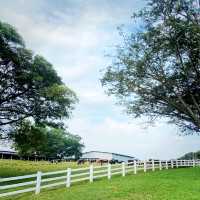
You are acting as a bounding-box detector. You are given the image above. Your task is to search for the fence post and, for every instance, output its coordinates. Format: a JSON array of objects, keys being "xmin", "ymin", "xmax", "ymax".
[
  {"xmin": 35, "ymin": 171, "xmax": 42, "ymax": 194},
  {"xmin": 144, "ymin": 161, "xmax": 147, "ymax": 172},
  {"xmin": 171, "ymin": 160, "xmax": 173, "ymax": 168},
  {"xmin": 193, "ymin": 159, "xmax": 195, "ymax": 167},
  {"xmin": 165, "ymin": 160, "xmax": 168, "ymax": 169},
  {"xmin": 122, "ymin": 162, "xmax": 125, "ymax": 176},
  {"xmin": 176, "ymin": 160, "xmax": 178, "ymax": 168},
  {"xmin": 134, "ymin": 160, "xmax": 137, "ymax": 174},
  {"xmin": 66, "ymin": 168, "xmax": 71, "ymax": 187},
  {"xmin": 159, "ymin": 160, "xmax": 162, "ymax": 170},
  {"xmin": 152, "ymin": 160, "xmax": 155, "ymax": 171},
  {"xmin": 89, "ymin": 165, "xmax": 93, "ymax": 183},
  {"xmin": 108, "ymin": 163, "xmax": 111, "ymax": 180}
]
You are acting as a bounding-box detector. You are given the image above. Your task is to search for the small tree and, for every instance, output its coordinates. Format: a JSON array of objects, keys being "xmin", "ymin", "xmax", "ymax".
[{"xmin": 102, "ymin": 0, "xmax": 200, "ymax": 133}]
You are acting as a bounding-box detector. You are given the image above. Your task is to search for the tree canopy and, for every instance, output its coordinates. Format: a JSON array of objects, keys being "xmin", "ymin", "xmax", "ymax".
[
  {"xmin": 102, "ymin": 0, "xmax": 200, "ymax": 133},
  {"xmin": 179, "ymin": 150, "xmax": 200, "ymax": 160},
  {"xmin": 11, "ymin": 120, "xmax": 84, "ymax": 159},
  {"xmin": 0, "ymin": 21, "xmax": 77, "ymax": 133}
]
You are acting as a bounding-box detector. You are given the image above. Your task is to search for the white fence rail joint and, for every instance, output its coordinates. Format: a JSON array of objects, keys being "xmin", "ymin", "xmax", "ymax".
[
  {"xmin": 166, "ymin": 160, "xmax": 168, "ymax": 169},
  {"xmin": 0, "ymin": 159, "xmax": 199, "ymax": 198},
  {"xmin": 66, "ymin": 168, "xmax": 71, "ymax": 188},
  {"xmin": 144, "ymin": 161, "xmax": 147, "ymax": 173},
  {"xmin": 35, "ymin": 171, "xmax": 42, "ymax": 194},
  {"xmin": 134, "ymin": 160, "xmax": 137, "ymax": 174},
  {"xmin": 171, "ymin": 160, "xmax": 173, "ymax": 169},
  {"xmin": 89, "ymin": 165, "xmax": 93, "ymax": 183},
  {"xmin": 152, "ymin": 160, "xmax": 155, "ymax": 172},
  {"xmin": 159, "ymin": 161, "xmax": 162, "ymax": 170},
  {"xmin": 107, "ymin": 163, "xmax": 111, "ymax": 180},
  {"xmin": 122, "ymin": 162, "xmax": 125, "ymax": 177}
]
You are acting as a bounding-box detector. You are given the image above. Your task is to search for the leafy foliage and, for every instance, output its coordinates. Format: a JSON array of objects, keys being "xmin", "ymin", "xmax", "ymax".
[
  {"xmin": 102, "ymin": 0, "xmax": 200, "ymax": 133},
  {"xmin": 11, "ymin": 120, "xmax": 84, "ymax": 159},
  {"xmin": 0, "ymin": 21, "xmax": 77, "ymax": 132},
  {"xmin": 179, "ymin": 150, "xmax": 200, "ymax": 160}
]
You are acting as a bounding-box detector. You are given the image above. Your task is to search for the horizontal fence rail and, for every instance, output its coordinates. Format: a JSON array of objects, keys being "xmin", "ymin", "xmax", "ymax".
[{"xmin": 0, "ymin": 159, "xmax": 199, "ymax": 198}]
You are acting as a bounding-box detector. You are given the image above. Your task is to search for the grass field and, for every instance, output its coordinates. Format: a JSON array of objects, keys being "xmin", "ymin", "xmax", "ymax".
[
  {"xmin": 0, "ymin": 159, "xmax": 89, "ymax": 177},
  {"xmin": 1, "ymin": 160, "xmax": 200, "ymax": 200}
]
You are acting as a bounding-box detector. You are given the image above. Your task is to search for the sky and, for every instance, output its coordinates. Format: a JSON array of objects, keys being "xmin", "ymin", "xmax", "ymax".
[{"xmin": 0, "ymin": 0, "xmax": 200, "ymax": 160}]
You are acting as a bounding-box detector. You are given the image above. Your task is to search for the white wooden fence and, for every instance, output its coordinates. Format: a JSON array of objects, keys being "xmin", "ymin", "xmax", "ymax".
[{"xmin": 0, "ymin": 159, "xmax": 199, "ymax": 198}]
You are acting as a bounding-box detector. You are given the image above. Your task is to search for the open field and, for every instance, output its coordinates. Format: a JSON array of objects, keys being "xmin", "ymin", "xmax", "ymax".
[
  {"xmin": 0, "ymin": 159, "xmax": 89, "ymax": 178},
  {"xmin": 1, "ymin": 160, "xmax": 200, "ymax": 200}
]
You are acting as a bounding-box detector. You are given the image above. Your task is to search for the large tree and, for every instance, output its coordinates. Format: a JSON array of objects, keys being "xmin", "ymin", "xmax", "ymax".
[
  {"xmin": 102, "ymin": 0, "xmax": 200, "ymax": 133},
  {"xmin": 0, "ymin": 21, "xmax": 77, "ymax": 134},
  {"xmin": 12, "ymin": 120, "xmax": 84, "ymax": 159}
]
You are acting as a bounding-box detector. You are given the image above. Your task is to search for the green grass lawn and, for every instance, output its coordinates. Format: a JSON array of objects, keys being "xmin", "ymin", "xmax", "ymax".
[
  {"xmin": 1, "ymin": 160, "xmax": 200, "ymax": 200},
  {"xmin": 0, "ymin": 159, "xmax": 89, "ymax": 177}
]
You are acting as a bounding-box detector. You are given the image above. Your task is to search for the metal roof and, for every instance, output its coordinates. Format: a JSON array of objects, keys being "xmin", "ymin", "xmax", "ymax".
[
  {"xmin": 0, "ymin": 150, "xmax": 17, "ymax": 155},
  {"xmin": 0, "ymin": 147, "xmax": 17, "ymax": 155},
  {"xmin": 82, "ymin": 151, "xmax": 135, "ymax": 159}
]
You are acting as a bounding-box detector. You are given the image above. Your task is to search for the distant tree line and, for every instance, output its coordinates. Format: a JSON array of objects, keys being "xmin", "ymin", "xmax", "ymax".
[
  {"xmin": 0, "ymin": 20, "xmax": 84, "ymax": 159},
  {"xmin": 179, "ymin": 151, "xmax": 200, "ymax": 160}
]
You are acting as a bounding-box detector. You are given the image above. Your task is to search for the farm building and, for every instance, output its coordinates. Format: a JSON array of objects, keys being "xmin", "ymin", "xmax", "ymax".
[
  {"xmin": 81, "ymin": 151, "xmax": 136, "ymax": 163},
  {"xmin": 0, "ymin": 148, "xmax": 18, "ymax": 159}
]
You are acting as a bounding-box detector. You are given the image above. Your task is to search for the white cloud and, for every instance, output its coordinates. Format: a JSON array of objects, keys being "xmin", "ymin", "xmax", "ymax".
[
  {"xmin": 75, "ymin": 87, "xmax": 112, "ymax": 104},
  {"xmin": 69, "ymin": 116, "xmax": 200, "ymax": 160}
]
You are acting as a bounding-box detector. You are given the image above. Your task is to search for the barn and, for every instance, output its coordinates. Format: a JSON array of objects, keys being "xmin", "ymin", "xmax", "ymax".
[
  {"xmin": 81, "ymin": 151, "xmax": 136, "ymax": 163},
  {"xmin": 0, "ymin": 148, "xmax": 17, "ymax": 159}
]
